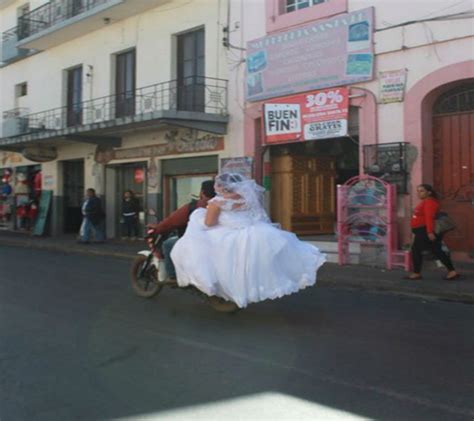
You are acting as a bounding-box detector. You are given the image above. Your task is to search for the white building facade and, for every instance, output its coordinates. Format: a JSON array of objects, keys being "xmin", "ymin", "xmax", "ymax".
[{"xmin": 0, "ymin": 0, "xmax": 256, "ymax": 237}]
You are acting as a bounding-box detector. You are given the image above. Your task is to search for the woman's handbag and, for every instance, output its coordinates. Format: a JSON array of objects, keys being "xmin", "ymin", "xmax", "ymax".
[{"xmin": 434, "ymin": 212, "xmax": 457, "ymax": 235}]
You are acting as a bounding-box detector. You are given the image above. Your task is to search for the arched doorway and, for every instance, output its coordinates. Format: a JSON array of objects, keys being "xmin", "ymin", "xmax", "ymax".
[{"xmin": 432, "ymin": 83, "xmax": 474, "ymax": 254}]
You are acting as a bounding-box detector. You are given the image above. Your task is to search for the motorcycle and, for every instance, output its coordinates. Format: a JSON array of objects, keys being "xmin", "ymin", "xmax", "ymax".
[{"xmin": 130, "ymin": 228, "xmax": 240, "ymax": 313}]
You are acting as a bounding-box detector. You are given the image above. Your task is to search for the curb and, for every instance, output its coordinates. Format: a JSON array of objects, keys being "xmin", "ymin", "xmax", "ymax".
[
  {"xmin": 1, "ymin": 238, "xmax": 473, "ymax": 304},
  {"xmin": 317, "ymin": 278, "xmax": 474, "ymax": 304}
]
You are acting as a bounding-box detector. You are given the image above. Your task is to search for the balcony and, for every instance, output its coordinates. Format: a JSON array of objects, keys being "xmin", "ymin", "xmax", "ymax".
[
  {"xmin": 1, "ymin": 27, "xmax": 34, "ymax": 64},
  {"xmin": 0, "ymin": 77, "xmax": 229, "ymax": 150},
  {"xmin": 13, "ymin": 0, "xmax": 172, "ymax": 50},
  {"xmin": 2, "ymin": 108, "xmax": 30, "ymax": 137}
]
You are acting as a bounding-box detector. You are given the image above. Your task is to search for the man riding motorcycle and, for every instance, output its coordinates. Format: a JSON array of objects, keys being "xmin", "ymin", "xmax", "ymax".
[{"xmin": 146, "ymin": 180, "xmax": 216, "ymax": 281}]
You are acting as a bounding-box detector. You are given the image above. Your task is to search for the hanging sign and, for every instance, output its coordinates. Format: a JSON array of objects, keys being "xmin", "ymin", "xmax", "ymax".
[
  {"xmin": 264, "ymin": 87, "xmax": 349, "ymax": 144},
  {"xmin": 379, "ymin": 69, "xmax": 407, "ymax": 103},
  {"xmin": 22, "ymin": 146, "xmax": 57, "ymax": 162}
]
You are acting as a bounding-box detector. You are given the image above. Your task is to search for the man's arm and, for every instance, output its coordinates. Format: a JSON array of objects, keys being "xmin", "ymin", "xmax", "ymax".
[{"xmin": 147, "ymin": 204, "xmax": 190, "ymax": 234}]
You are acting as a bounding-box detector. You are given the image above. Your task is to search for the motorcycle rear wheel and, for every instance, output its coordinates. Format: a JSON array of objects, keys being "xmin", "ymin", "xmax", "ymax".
[
  {"xmin": 130, "ymin": 255, "xmax": 163, "ymax": 298},
  {"xmin": 207, "ymin": 296, "xmax": 240, "ymax": 313}
]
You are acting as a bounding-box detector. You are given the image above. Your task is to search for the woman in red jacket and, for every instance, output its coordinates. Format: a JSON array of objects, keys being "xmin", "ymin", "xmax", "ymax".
[{"xmin": 406, "ymin": 184, "xmax": 459, "ymax": 280}]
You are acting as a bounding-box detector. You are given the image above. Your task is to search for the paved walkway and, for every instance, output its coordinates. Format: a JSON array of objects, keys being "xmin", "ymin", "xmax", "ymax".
[{"xmin": 1, "ymin": 230, "xmax": 473, "ymax": 303}]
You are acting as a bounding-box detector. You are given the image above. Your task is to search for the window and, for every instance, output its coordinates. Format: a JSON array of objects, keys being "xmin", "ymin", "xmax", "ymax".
[
  {"xmin": 177, "ymin": 28, "xmax": 205, "ymax": 112},
  {"xmin": 66, "ymin": 66, "xmax": 83, "ymax": 126},
  {"xmin": 115, "ymin": 49, "xmax": 136, "ymax": 118},
  {"xmin": 286, "ymin": 0, "xmax": 326, "ymax": 13},
  {"xmin": 15, "ymin": 82, "xmax": 28, "ymax": 97}
]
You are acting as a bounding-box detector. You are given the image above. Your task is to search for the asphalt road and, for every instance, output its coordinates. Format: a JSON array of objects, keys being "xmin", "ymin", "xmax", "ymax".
[{"xmin": 0, "ymin": 246, "xmax": 473, "ymax": 421}]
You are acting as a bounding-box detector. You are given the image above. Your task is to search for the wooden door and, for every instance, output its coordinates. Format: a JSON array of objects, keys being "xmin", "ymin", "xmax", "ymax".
[
  {"xmin": 271, "ymin": 155, "xmax": 336, "ymax": 235},
  {"xmin": 433, "ymin": 112, "xmax": 474, "ymax": 252}
]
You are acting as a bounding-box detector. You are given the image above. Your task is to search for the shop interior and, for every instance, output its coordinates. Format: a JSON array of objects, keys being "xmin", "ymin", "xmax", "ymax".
[{"xmin": 0, "ymin": 165, "xmax": 42, "ymax": 232}]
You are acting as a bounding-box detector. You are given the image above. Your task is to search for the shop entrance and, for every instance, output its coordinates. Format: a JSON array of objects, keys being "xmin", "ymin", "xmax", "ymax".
[
  {"xmin": 63, "ymin": 159, "xmax": 84, "ymax": 233},
  {"xmin": 115, "ymin": 162, "xmax": 147, "ymax": 237},
  {"xmin": 270, "ymin": 137, "xmax": 359, "ymax": 236},
  {"xmin": 432, "ymin": 83, "xmax": 474, "ymax": 253}
]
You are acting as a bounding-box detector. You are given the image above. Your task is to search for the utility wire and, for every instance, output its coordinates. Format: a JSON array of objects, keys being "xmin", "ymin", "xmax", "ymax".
[{"xmin": 376, "ymin": 11, "xmax": 474, "ymax": 32}]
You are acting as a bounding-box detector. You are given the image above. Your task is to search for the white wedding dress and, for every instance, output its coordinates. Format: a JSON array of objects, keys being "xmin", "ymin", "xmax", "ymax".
[{"xmin": 170, "ymin": 197, "xmax": 326, "ymax": 308}]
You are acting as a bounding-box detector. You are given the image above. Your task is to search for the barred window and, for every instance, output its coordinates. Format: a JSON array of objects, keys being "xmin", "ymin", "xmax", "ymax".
[{"xmin": 286, "ymin": 0, "xmax": 327, "ymax": 13}]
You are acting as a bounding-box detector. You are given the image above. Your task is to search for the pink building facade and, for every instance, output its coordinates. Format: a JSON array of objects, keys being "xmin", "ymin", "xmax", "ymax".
[{"xmin": 243, "ymin": 0, "xmax": 474, "ymax": 261}]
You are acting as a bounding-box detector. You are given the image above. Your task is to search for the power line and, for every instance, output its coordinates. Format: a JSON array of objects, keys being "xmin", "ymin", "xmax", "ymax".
[{"xmin": 376, "ymin": 11, "xmax": 474, "ymax": 32}]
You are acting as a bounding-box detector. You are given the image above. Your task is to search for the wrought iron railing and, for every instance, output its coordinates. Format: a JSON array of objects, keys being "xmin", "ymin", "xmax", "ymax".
[
  {"xmin": 1, "ymin": 77, "xmax": 228, "ymax": 139},
  {"xmin": 17, "ymin": 0, "xmax": 113, "ymax": 40}
]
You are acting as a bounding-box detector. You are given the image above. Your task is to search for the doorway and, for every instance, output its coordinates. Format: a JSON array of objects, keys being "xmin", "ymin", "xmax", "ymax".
[
  {"xmin": 270, "ymin": 137, "xmax": 359, "ymax": 236},
  {"xmin": 114, "ymin": 162, "xmax": 147, "ymax": 237},
  {"xmin": 177, "ymin": 28, "xmax": 205, "ymax": 112},
  {"xmin": 67, "ymin": 66, "xmax": 83, "ymax": 127},
  {"xmin": 63, "ymin": 159, "xmax": 84, "ymax": 233},
  {"xmin": 115, "ymin": 49, "xmax": 136, "ymax": 118},
  {"xmin": 432, "ymin": 83, "xmax": 474, "ymax": 253}
]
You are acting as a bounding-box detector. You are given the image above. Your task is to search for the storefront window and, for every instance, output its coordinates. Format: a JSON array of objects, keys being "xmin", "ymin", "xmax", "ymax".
[
  {"xmin": 5, "ymin": 165, "xmax": 42, "ymax": 232},
  {"xmin": 167, "ymin": 174, "xmax": 215, "ymax": 214}
]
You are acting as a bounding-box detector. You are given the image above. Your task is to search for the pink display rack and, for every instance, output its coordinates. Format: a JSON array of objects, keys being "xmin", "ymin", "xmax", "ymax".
[{"xmin": 337, "ymin": 175, "xmax": 408, "ymax": 270}]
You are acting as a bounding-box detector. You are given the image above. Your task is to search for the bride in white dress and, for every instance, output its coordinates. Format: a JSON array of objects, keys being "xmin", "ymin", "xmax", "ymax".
[{"xmin": 170, "ymin": 173, "xmax": 326, "ymax": 308}]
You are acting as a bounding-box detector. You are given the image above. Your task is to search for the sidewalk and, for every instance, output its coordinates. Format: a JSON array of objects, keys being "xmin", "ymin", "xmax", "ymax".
[{"xmin": 1, "ymin": 230, "xmax": 473, "ymax": 303}]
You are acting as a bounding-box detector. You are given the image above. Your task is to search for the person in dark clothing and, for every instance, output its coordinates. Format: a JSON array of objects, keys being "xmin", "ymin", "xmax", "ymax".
[
  {"xmin": 121, "ymin": 190, "xmax": 140, "ymax": 240},
  {"xmin": 79, "ymin": 188, "xmax": 105, "ymax": 243},
  {"xmin": 406, "ymin": 184, "xmax": 459, "ymax": 280},
  {"xmin": 146, "ymin": 180, "xmax": 216, "ymax": 279}
]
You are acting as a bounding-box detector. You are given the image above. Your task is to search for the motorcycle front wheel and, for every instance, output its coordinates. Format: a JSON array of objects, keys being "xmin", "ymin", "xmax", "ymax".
[{"xmin": 130, "ymin": 255, "xmax": 163, "ymax": 298}]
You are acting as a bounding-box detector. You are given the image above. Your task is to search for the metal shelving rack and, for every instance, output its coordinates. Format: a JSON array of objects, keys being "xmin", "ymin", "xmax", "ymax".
[{"xmin": 337, "ymin": 175, "xmax": 402, "ymax": 269}]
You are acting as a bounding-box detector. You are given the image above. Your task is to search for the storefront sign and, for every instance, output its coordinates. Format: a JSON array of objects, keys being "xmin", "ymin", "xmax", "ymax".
[
  {"xmin": 246, "ymin": 7, "xmax": 374, "ymax": 101},
  {"xmin": 221, "ymin": 157, "xmax": 254, "ymax": 179},
  {"xmin": 379, "ymin": 69, "xmax": 407, "ymax": 103},
  {"xmin": 113, "ymin": 130, "xmax": 224, "ymax": 160},
  {"xmin": 264, "ymin": 87, "xmax": 349, "ymax": 144},
  {"xmin": 22, "ymin": 146, "xmax": 57, "ymax": 162}
]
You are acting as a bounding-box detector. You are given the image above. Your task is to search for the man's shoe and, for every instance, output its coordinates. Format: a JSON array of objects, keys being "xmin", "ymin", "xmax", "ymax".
[{"xmin": 165, "ymin": 277, "xmax": 178, "ymax": 286}]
